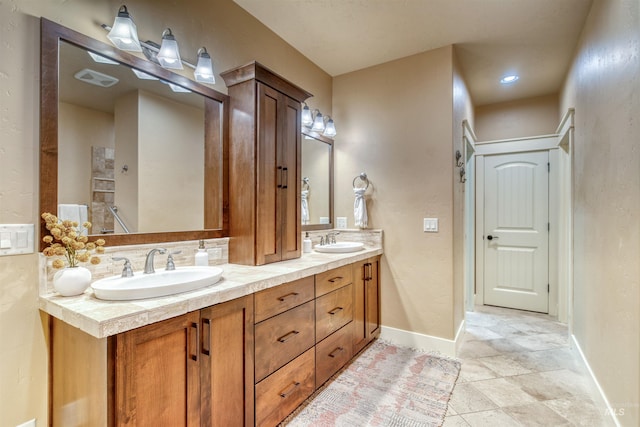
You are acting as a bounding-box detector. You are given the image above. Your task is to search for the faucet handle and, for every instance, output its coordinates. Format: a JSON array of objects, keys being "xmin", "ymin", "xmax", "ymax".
[
  {"xmin": 113, "ymin": 257, "xmax": 134, "ymax": 278},
  {"xmin": 166, "ymin": 250, "xmax": 182, "ymax": 271}
]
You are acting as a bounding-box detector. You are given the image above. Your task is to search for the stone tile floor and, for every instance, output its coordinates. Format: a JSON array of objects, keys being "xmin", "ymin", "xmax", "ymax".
[{"xmin": 444, "ymin": 305, "xmax": 615, "ymax": 426}]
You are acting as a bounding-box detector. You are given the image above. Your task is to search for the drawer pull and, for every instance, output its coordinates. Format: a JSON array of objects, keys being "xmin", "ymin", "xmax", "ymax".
[
  {"xmin": 329, "ymin": 347, "xmax": 344, "ymax": 358},
  {"xmin": 279, "ymin": 381, "xmax": 300, "ymax": 398},
  {"xmin": 328, "ymin": 306, "xmax": 343, "ymax": 315},
  {"xmin": 277, "ymin": 292, "xmax": 299, "ymax": 302},
  {"xmin": 277, "ymin": 330, "xmax": 300, "ymax": 343},
  {"xmin": 328, "ymin": 276, "xmax": 343, "ymax": 283}
]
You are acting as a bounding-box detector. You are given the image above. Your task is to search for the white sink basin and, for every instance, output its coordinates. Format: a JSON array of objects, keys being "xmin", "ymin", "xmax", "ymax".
[
  {"xmin": 314, "ymin": 241, "xmax": 365, "ymax": 253},
  {"xmin": 92, "ymin": 266, "xmax": 223, "ymax": 301}
]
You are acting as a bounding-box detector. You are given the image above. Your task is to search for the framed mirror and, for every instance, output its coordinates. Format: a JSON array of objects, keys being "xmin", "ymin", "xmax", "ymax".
[
  {"xmin": 40, "ymin": 19, "xmax": 228, "ymax": 250},
  {"xmin": 301, "ymin": 130, "xmax": 333, "ymax": 231}
]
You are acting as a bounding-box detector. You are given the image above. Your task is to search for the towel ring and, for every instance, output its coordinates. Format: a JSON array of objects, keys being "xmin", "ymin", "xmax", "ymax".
[
  {"xmin": 302, "ymin": 177, "xmax": 310, "ymax": 191},
  {"xmin": 352, "ymin": 172, "xmax": 369, "ymax": 190}
]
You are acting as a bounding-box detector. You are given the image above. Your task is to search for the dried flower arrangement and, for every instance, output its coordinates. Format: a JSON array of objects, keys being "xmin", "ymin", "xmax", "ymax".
[{"xmin": 41, "ymin": 212, "xmax": 106, "ymax": 269}]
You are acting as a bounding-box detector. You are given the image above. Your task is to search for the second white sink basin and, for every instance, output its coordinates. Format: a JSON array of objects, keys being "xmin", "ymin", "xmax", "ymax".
[
  {"xmin": 314, "ymin": 241, "xmax": 365, "ymax": 253},
  {"xmin": 92, "ymin": 266, "xmax": 223, "ymax": 301}
]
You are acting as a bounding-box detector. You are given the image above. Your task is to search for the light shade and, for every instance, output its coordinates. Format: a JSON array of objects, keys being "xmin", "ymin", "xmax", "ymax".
[
  {"xmin": 311, "ymin": 112, "xmax": 325, "ymax": 132},
  {"xmin": 156, "ymin": 28, "xmax": 183, "ymax": 70},
  {"xmin": 194, "ymin": 48, "xmax": 215, "ymax": 84},
  {"xmin": 107, "ymin": 6, "xmax": 142, "ymax": 52},
  {"xmin": 323, "ymin": 118, "xmax": 337, "ymax": 137},
  {"xmin": 301, "ymin": 104, "xmax": 313, "ymax": 127},
  {"xmin": 132, "ymin": 68, "xmax": 158, "ymax": 80}
]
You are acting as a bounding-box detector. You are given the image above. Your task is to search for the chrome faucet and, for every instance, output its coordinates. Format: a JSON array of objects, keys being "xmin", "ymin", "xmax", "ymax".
[
  {"xmin": 325, "ymin": 231, "xmax": 340, "ymax": 245},
  {"xmin": 144, "ymin": 248, "xmax": 167, "ymax": 274}
]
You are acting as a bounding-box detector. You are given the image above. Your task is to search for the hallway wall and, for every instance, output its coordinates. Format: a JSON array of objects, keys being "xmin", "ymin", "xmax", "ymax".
[
  {"xmin": 475, "ymin": 94, "xmax": 559, "ymax": 141},
  {"xmin": 560, "ymin": 0, "xmax": 640, "ymax": 425}
]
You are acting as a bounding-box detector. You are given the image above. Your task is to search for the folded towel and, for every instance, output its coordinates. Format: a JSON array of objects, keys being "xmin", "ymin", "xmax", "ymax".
[
  {"xmin": 354, "ymin": 188, "xmax": 368, "ymax": 228},
  {"xmin": 57, "ymin": 204, "xmax": 89, "ymax": 235},
  {"xmin": 301, "ymin": 190, "xmax": 310, "ymax": 225}
]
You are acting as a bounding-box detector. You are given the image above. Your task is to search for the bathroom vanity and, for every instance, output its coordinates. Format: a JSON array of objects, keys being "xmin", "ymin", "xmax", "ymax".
[{"xmin": 43, "ymin": 248, "xmax": 381, "ymax": 427}]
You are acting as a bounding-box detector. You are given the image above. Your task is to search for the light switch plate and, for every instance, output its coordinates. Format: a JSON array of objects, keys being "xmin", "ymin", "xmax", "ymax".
[
  {"xmin": 0, "ymin": 224, "xmax": 35, "ymax": 256},
  {"xmin": 336, "ymin": 217, "xmax": 348, "ymax": 229},
  {"xmin": 423, "ymin": 218, "xmax": 438, "ymax": 232}
]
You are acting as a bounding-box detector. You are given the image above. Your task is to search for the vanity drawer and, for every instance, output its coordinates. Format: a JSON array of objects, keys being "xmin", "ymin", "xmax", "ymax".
[
  {"xmin": 255, "ymin": 301, "xmax": 315, "ymax": 382},
  {"xmin": 316, "ymin": 264, "xmax": 353, "ymax": 297},
  {"xmin": 255, "ymin": 347, "xmax": 315, "ymax": 427},
  {"xmin": 316, "ymin": 323, "xmax": 354, "ymax": 387},
  {"xmin": 315, "ymin": 284, "xmax": 353, "ymax": 342},
  {"xmin": 255, "ymin": 276, "xmax": 315, "ymax": 323}
]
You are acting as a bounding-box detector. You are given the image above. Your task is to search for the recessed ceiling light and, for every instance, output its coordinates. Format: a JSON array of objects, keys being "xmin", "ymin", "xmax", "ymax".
[{"xmin": 500, "ymin": 75, "xmax": 519, "ymax": 84}]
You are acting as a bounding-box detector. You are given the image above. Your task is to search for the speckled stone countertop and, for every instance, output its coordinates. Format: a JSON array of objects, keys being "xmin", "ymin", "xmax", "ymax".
[{"xmin": 39, "ymin": 246, "xmax": 382, "ymax": 339}]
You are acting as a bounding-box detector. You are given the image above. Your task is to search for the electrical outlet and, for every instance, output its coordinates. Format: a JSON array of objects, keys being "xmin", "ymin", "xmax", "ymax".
[
  {"xmin": 336, "ymin": 217, "xmax": 348, "ymax": 229},
  {"xmin": 16, "ymin": 419, "xmax": 36, "ymax": 427},
  {"xmin": 423, "ymin": 218, "xmax": 438, "ymax": 232}
]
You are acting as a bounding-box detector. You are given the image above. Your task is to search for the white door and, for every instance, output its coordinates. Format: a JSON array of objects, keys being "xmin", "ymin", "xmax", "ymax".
[{"xmin": 484, "ymin": 151, "xmax": 549, "ymax": 313}]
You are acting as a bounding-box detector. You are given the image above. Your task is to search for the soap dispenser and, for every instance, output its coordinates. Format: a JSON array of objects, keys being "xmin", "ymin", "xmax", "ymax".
[
  {"xmin": 303, "ymin": 232, "xmax": 312, "ymax": 253},
  {"xmin": 195, "ymin": 240, "xmax": 209, "ymax": 266}
]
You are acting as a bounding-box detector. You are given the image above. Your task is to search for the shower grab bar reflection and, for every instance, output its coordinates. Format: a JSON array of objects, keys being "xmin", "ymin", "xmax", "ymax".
[{"xmin": 108, "ymin": 205, "xmax": 131, "ymax": 234}]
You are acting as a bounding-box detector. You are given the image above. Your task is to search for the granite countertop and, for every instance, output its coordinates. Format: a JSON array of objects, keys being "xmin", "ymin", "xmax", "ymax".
[{"xmin": 39, "ymin": 247, "xmax": 383, "ymax": 339}]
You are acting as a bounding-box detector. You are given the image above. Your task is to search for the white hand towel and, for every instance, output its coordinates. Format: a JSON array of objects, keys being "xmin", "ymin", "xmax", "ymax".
[
  {"xmin": 354, "ymin": 188, "xmax": 368, "ymax": 228},
  {"xmin": 301, "ymin": 190, "xmax": 310, "ymax": 225},
  {"xmin": 57, "ymin": 204, "xmax": 89, "ymax": 235}
]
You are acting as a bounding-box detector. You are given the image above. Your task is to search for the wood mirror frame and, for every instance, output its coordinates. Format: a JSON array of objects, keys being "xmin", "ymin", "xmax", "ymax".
[
  {"xmin": 39, "ymin": 18, "xmax": 229, "ymax": 250},
  {"xmin": 301, "ymin": 129, "xmax": 334, "ymax": 231}
]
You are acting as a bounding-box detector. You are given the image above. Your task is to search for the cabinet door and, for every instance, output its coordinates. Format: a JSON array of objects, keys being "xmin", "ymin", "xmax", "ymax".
[
  {"xmin": 353, "ymin": 257, "xmax": 381, "ymax": 354},
  {"xmin": 200, "ymin": 295, "xmax": 255, "ymax": 427},
  {"xmin": 256, "ymin": 83, "xmax": 281, "ymax": 265},
  {"xmin": 366, "ymin": 257, "xmax": 381, "ymax": 339},
  {"xmin": 279, "ymin": 94, "xmax": 301, "ymax": 261},
  {"xmin": 115, "ymin": 312, "xmax": 201, "ymax": 427}
]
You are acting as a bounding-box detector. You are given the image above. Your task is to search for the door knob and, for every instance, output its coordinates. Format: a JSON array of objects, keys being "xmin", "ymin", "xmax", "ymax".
[{"xmin": 487, "ymin": 235, "xmax": 499, "ymax": 241}]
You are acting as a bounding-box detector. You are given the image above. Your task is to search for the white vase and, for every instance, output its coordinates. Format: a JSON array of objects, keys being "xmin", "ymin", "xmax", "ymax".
[{"xmin": 53, "ymin": 266, "xmax": 92, "ymax": 296}]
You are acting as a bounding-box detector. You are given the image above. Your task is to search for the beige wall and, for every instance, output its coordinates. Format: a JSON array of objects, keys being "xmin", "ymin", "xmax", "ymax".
[
  {"xmin": 138, "ymin": 90, "xmax": 204, "ymax": 232},
  {"xmin": 58, "ymin": 102, "xmax": 115, "ymax": 206},
  {"xmin": 475, "ymin": 93, "xmax": 559, "ymax": 141},
  {"xmin": 114, "ymin": 91, "xmax": 140, "ymax": 233},
  {"xmin": 0, "ymin": 1, "xmax": 331, "ymax": 425},
  {"xmin": 560, "ymin": 0, "xmax": 639, "ymax": 425},
  {"xmin": 452, "ymin": 49, "xmax": 475, "ymax": 334},
  {"xmin": 333, "ymin": 46, "xmax": 461, "ymax": 340}
]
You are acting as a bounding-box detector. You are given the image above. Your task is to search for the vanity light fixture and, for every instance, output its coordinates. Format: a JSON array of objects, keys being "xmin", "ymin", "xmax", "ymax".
[
  {"xmin": 301, "ymin": 103, "xmax": 313, "ymax": 127},
  {"xmin": 311, "ymin": 111, "xmax": 325, "ymax": 132},
  {"xmin": 156, "ymin": 28, "xmax": 183, "ymax": 70},
  {"xmin": 131, "ymin": 68, "xmax": 159, "ymax": 80},
  {"xmin": 302, "ymin": 105, "xmax": 337, "ymax": 137},
  {"xmin": 168, "ymin": 83, "xmax": 191, "ymax": 93},
  {"xmin": 88, "ymin": 51, "xmax": 119, "ymax": 65},
  {"xmin": 323, "ymin": 117, "xmax": 337, "ymax": 137},
  {"xmin": 194, "ymin": 47, "xmax": 215, "ymax": 84},
  {"xmin": 106, "ymin": 5, "xmax": 142, "ymax": 52}
]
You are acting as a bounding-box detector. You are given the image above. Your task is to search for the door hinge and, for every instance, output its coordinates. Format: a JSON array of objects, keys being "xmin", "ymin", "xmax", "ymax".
[{"xmin": 547, "ymin": 162, "xmax": 550, "ymax": 172}]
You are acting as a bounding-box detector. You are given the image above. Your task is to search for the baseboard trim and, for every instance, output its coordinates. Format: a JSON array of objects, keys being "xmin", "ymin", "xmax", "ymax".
[
  {"xmin": 380, "ymin": 321, "xmax": 465, "ymax": 358},
  {"xmin": 571, "ymin": 335, "xmax": 621, "ymax": 427}
]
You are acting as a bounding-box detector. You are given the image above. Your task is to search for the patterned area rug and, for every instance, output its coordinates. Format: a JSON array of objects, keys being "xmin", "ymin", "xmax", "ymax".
[{"xmin": 281, "ymin": 340, "xmax": 461, "ymax": 426}]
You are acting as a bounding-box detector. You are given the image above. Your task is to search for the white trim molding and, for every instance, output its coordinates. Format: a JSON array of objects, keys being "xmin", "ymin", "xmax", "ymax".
[
  {"xmin": 380, "ymin": 320, "xmax": 466, "ymax": 358},
  {"xmin": 571, "ymin": 335, "xmax": 621, "ymax": 427}
]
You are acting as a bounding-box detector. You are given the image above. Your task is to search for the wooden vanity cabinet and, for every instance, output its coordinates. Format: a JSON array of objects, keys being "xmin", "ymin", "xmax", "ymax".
[
  {"xmin": 221, "ymin": 62, "xmax": 312, "ymax": 266},
  {"xmin": 51, "ymin": 295, "xmax": 254, "ymax": 427},
  {"xmin": 353, "ymin": 256, "xmax": 381, "ymax": 355},
  {"xmin": 113, "ymin": 295, "xmax": 254, "ymax": 427}
]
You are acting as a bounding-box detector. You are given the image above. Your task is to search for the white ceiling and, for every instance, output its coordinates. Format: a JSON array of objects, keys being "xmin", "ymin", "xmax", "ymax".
[{"xmin": 234, "ymin": 0, "xmax": 593, "ymax": 106}]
